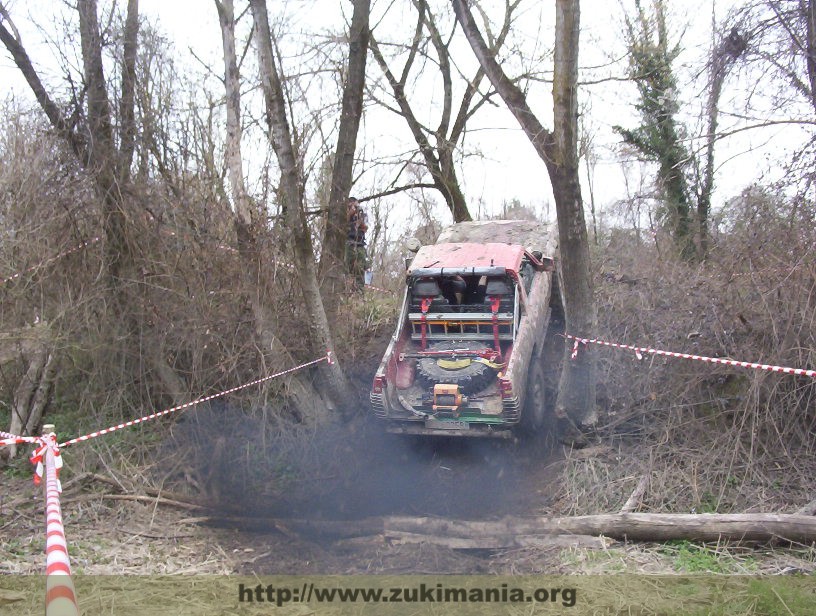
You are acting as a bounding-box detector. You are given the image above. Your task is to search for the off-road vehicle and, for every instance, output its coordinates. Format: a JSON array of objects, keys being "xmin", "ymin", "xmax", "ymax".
[{"xmin": 370, "ymin": 220, "xmax": 564, "ymax": 438}]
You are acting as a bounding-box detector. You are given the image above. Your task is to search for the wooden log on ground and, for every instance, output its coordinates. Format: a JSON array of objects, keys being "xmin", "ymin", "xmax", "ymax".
[
  {"xmin": 384, "ymin": 513, "xmax": 816, "ymax": 543},
  {"xmin": 183, "ymin": 512, "xmax": 816, "ymax": 545},
  {"xmin": 195, "ymin": 515, "xmax": 384, "ymax": 538},
  {"xmin": 385, "ymin": 531, "xmax": 613, "ymax": 550}
]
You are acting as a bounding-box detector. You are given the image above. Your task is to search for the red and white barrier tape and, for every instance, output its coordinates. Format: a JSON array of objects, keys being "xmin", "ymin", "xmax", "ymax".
[
  {"xmin": 365, "ymin": 283, "xmax": 391, "ymax": 294},
  {"xmin": 59, "ymin": 351, "xmax": 333, "ymax": 448},
  {"xmin": 3, "ymin": 350, "xmax": 333, "ymax": 615},
  {"xmin": 37, "ymin": 432, "xmax": 79, "ymax": 616},
  {"xmin": 566, "ymin": 334, "xmax": 816, "ymax": 378},
  {"xmin": 0, "ymin": 430, "xmax": 39, "ymax": 448},
  {"xmin": 0, "ymin": 237, "xmax": 99, "ymax": 286},
  {"xmin": 1, "ymin": 436, "xmax": 37, "ymax": 447}
]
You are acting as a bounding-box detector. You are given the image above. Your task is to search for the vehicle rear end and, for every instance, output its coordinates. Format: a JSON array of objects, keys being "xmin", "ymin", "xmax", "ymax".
[
  {"xmin": 370, "ymin": 237, "xmax": 552, "ymax": 438},
  {"xmin": 371, "ymin": 273, "xmax": 514, "ymax": 436}
]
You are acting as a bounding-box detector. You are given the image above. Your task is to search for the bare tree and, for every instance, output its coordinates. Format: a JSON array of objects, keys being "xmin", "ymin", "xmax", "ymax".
[
  {"xmin": 119, "ymin": 0, "xmax": 139, "ymax": 183},
  {"xmin": 0, "ymin": 0, "xmax": 190, "ymax": 404},
  {"xmin": 215, "ymin": 0, "xmax": 328, "ymax": 421},
  {"xmin": 249, "ymin": 0, "xmax": 355, "ymax": 411},
  {"xmin": 809, "ymin": 0, "xmax": 816, "ymax": 111},
  {"xmin": 737, "ymin": 0, "xmax": 816, "ymax": 114},
  {"xmin": 697, "ymin": 24, "xmax": 747, "ymax": 257},
  {"xmin": 318, "ymin": 0, "xmax": 371, "ymax": 303},
  {"xmin": 369, "ymin": 1, "xmax": 519, "ymax": 223},
  {"xmin": 725, "ymin": 0, "xmax": 816, "ymax": 196},
  {"xmin": 452, "ymin": 0, "xmax": 597, "ymax": 438}
]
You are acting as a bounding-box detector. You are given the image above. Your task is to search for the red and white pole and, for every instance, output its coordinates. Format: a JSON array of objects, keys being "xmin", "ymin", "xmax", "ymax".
[{"xmin": 41, "ymin": 424, "xmax": 79, "ymax": 616}]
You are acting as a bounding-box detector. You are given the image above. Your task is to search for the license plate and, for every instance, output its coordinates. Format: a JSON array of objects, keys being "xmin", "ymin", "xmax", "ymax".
[{"xmin": 425, "ymin": 418, "xmax": 470, "ymax": 430}]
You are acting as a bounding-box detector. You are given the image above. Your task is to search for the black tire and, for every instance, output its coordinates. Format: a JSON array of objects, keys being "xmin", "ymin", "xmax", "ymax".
[
  {"xmin": 521, "ymin": 360, "xmax": 548, "ymax": 433},
  {"xmin": 416, "ymin": 340, "xmax": 497, "ymax": 394}
]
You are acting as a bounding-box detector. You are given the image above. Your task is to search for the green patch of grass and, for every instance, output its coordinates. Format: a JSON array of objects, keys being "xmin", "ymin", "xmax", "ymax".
[
  {"xmin": 659, "ymin": 541, "xmax": 758, "ymax": 574},
  {"xmin": 672, "ymin": 576, "xmax": 816, "ymax": 616},
  {"xmin": 2, "ymin": 453, "xmax": 32, "ymax": 479},
  {"xmin": 696, "ymin": 491, "xmax": 720, "ymax": 513}
]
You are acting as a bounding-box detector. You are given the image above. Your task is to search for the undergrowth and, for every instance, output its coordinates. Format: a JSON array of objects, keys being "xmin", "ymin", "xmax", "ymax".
[{"xmin": 558, "ymin": 186, "xmax": 816, "ymax": 516}]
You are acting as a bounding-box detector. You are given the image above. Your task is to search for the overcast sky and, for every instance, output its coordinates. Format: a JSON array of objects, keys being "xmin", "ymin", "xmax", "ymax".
[{"xmin": 1, "ymin": 0, "xmax": 811, "ymax": 232}]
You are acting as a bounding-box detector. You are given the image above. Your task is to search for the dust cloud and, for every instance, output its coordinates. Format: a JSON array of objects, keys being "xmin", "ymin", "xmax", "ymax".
[{"xmin": 169, "ymin": 403, "xmax": 560, "ymax": 522}]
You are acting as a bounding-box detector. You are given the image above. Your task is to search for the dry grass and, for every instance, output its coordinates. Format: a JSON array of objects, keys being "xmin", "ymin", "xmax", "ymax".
[
  {"xmin": 0, "ymin": 474, "xmax": 234, "ymax": 575},
  {"xmin": 557, "ymin": 188, "xmax": 816, "ymax": 517}
]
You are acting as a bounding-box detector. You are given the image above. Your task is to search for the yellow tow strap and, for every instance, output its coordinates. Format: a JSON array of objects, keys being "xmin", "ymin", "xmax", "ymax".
[
  {"xmin": 437, "ymin": 358, "xmax": 472, "ymax": 370},
  {"xmin": 474, "ymin": 357, "xmax": 506, "ymax": 370},
  {"xmin": 436, "ymin": 357, "xmax": 505, "ymax": 370}
]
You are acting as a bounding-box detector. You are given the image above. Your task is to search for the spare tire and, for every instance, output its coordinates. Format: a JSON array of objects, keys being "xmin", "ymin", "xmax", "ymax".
[{"xmin": 416, "ymin": 340, "xmax": 497, "ymax": 394}]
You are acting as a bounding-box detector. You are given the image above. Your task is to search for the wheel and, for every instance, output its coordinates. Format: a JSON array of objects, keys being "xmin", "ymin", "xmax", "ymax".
[
  {"xmin": 416, "ymin": 340, "xmax": 497, "ymax": 394},
  {"xmin": 521, "ymin": 360, "xmax": 549, "ymax": 432}
]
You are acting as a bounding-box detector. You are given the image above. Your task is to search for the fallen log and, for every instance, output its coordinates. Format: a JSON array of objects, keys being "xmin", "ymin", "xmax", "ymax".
[
  {"xmin": 196, "ymin": 515, "xmax": 384, "ymax": 538},
  {"xmin": 384, "ymin": 513, "xmax": 816, "ymax": 543},
  {"xmin": 187, "ymin": 512, "xmax": 816, "ymax": 545},
  {"xmin": 385, "ymin": 531, "xmax": 613, "ymax": 550}
]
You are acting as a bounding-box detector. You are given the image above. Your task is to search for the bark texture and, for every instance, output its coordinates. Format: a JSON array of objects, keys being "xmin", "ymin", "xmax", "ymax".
[
  {"xmin": 0, "ymin": 324, "xmax": 55, "ymax": 461},
  {"xmin": 250, "ymin": 0, "xmax": 355, "ymax": 411},
  {"xmin": 318, "ymin": 0, "xmax": 371, "ymax": 303},
  {"xmin": 202, "ymin": 512, "xmax": 816, "ymax": 544},
  {"xmin": 452, "ymin": 0, "xmax": 597, "ymax": 432},
  {"xmin": 216, "ymin": 0, "xmax": 327, "ymax": 420}
]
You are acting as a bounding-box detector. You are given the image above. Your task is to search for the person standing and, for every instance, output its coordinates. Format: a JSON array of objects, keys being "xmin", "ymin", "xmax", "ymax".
[{"xmin": 345, "ymin": 197, "xmax": 368, "ymax": 290}]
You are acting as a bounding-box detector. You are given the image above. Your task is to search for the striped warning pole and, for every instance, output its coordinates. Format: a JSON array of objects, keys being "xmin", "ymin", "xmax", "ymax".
[{"xmin": 40, "ymin": 424, "xmax": 79, "ymax": 616}]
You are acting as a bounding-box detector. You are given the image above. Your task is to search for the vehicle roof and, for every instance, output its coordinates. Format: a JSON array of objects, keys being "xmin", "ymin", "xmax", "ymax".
[
  {"xmin": 436, "ymin": 220, "xmax": 557, "ymax": 258},
  {"xmin": 408, "ymin": 242, "xmax": 527, "ymax": 275}
]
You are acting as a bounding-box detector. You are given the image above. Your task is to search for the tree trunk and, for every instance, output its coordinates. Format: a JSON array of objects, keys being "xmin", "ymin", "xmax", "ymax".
[
  {"xmin": 807, "ymin": 0, "xmax": 816, "ymax": 113},
  {"xmin": 452, "ymin": 0, "xmax": 597, "ymax": 434},
  {"xmin": 250, "ymin": 0, "xmax": 355, "ymax": 412},
  {"xmin": 216, "ymin": 0, "xmax": 327, "ymax": 422},
  {"xmin": 118, "ymin": 0, "xmax": 139, "ymax": 183},
  {"xmin": 549, "ymin": 0, "xmax": 596, "ymax": 431},
  {"xmin": 0, "ymin": 325, "xmax": 56, "ymax": 461},
  {"xmin": 5, "ymin": 347, "xmax": 46, "ymax": 460},
  {"xmin": 318, "ymin": 0, "xmax": 370, "ymax": 305},
  {"xmin": 78, "ymin": 0, "xmax": 129, "ymax": 281}
]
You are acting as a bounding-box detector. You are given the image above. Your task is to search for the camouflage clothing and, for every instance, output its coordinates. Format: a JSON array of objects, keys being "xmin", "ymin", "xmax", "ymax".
[
  {"xmin": 345, "ymin": 241, "xmax": 368, "ymax": 290},
  {"xmin": 346, "ymin": 199, "xmax": 368, "ymax": 290}
]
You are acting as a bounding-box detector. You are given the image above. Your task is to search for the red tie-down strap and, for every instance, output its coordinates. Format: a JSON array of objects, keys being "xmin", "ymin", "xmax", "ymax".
[
  {"xmin": 489, "ymin": 297, "xmax": 502, "ymax": 357},
  {"xmin": 420, "ymin": 297, "xmax": 432, "ymax": 350}
]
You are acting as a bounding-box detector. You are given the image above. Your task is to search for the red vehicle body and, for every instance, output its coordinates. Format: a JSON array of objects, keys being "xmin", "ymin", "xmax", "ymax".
[{"xmin": 370, "ymin": 221, "xmax": 564, "ymax": 438}]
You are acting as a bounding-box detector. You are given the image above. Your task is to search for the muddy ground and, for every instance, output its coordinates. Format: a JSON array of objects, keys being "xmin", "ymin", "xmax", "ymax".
[
  {"xmin": 212, "ymin": 420, "xmax": 567, "ymax": 574},
  {"xmin": 1, "ymin": 418, "xmax": 572, "ymax": 576},
  {"xmin": 170, "ymin": 406, "xmax": 570, "ymax": 574},
  {"xmin": 3, "ymin": 413, "xmax": 814, "ymax": 581}
]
